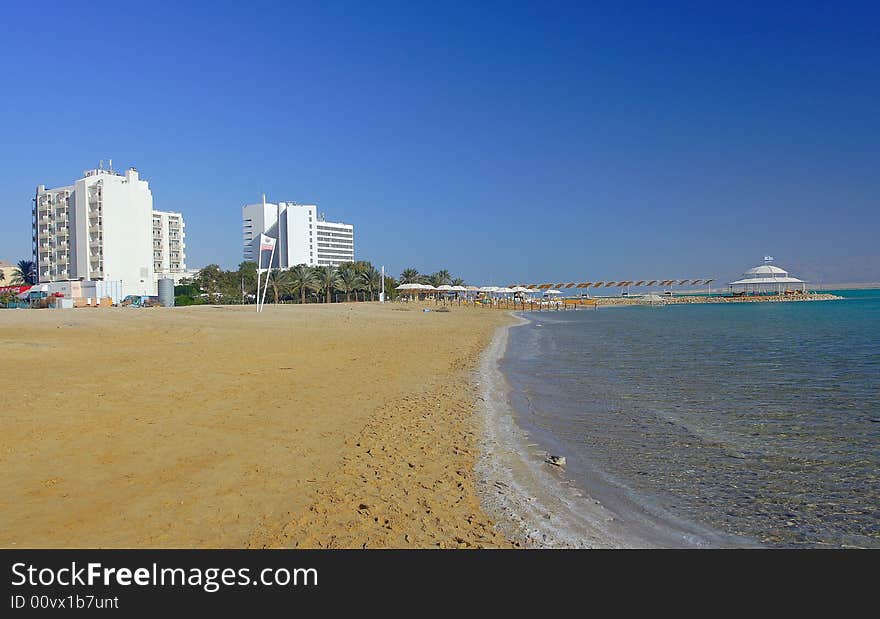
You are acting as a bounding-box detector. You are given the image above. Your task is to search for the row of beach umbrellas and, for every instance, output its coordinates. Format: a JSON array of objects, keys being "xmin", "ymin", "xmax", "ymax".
[
  {"xmin": 398, "ymin": 280, "xmax": 714, "ymax": 293},
  {"xmin": 396, "ymin": 283, "xmax": 558, "ymax": 295}
]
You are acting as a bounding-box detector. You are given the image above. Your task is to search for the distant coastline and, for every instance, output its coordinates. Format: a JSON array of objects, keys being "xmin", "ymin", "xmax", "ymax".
[{"xmin": 812, "ymin": 283, "xmax": 880, "ymax": 290}]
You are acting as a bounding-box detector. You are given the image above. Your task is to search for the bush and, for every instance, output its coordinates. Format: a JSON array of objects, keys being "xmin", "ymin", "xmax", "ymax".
[{"xmin": 175, "ymin": 283, "xmax": 200, "ymax": 297}]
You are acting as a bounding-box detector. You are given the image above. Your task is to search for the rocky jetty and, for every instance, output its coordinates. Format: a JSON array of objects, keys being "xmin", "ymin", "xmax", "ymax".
[{"xmin": 593, "ymin": 293, "xmax": 842, "ymax": 306}]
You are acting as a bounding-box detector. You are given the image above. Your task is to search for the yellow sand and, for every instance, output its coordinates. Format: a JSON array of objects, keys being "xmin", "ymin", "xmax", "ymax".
[{"xmin": 0, "ymin": 302, "xmax": 515, "ymax": 548}]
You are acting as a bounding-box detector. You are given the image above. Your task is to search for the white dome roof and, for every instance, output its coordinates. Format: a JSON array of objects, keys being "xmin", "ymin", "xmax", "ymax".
[{"xmin": 743, "ymin": 264, "xmax": 788, "ymax": 277}]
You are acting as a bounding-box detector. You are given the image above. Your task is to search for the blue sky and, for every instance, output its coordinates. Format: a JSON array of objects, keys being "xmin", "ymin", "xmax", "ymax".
[{"xmin": 1, "ymin": 1, "xmax": 877, "ymax": 284}]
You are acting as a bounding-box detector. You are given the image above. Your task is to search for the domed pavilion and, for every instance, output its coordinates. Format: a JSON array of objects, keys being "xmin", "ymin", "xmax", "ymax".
[{"xmin": 728, "ymin": 259, "xmax": 807, "ymax": 295}]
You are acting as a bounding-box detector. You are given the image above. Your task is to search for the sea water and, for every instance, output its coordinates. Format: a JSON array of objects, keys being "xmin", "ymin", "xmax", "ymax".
[{"xmin": 502, "ymin": 290, "xmax": 879, "ymax": 547}]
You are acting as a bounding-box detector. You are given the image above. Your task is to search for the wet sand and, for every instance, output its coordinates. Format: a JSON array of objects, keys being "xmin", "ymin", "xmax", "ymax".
[{"xmin": 0, "ymin": 302, "xmax": 514, "ymax": 548}]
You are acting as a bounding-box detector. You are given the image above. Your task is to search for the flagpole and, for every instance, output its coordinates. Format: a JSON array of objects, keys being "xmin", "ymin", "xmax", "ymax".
[
  {"xmin": 260, "ymin": 242, "xmax": 276, "ymax": 312},
  {"xmin": 255, "ymin": 247, "xmax": 261, "ymax": 313}
]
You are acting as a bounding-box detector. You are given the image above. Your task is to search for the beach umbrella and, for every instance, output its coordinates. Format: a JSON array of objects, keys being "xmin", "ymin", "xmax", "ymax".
[
  {"xmin": 451, "ymin": 285, "xmax": 468, "ymax": 292},
  {"xmin": 436, "ymin": 284, "xmax": 454, "ymax": 291},
  {"xmin": 511, "ymin": 286, "xmax": 531, "ymax": 293},
  {"xmin": 497, "ymin": 287, "xmax": 515, "ymax": 293},
  {"xmin": 396, "ymin": 283, "xmax": 419, "ymax": 290},
  {"xmin": 545, "ymin": 289, "xmax": 562, "ymax": 295}
]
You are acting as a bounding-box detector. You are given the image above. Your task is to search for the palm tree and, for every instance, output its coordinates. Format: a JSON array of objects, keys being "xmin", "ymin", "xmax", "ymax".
[
  {"xmin": 336, "ymin": 265, "xmax": 361, "ymax": 303},
  {"xmin": 11, "ymin": 260, "xmax": 36, "ymax": 285},
  {"xmin": 289, "ymin": 264, "xmax": 318, "ymax": 304},
  {"xmin": 314, "ymin": 265, "xmax": 338, "ymax": 303},
  {"xmin": 426, "ymin": 271, "xmax": 451, "ymax": 287},
  {"xmin": 399, "ymin": 268, "xmax": 420, "ymax": 284},
  {"xmin": 267, "ymin": 269, "xmax": 292, "ymax": 304},
  {"xmin": 384, "ymin": 275, "xmax": 399, "ymax": 301},
  {"xmin": 360, "ymin": 265, "xmax": 382, "ymax": 301}
]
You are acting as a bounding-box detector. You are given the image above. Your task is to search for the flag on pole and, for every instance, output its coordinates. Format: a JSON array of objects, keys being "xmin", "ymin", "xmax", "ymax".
[
  {"xmin": 764, "ymin": 255, "xmax": 774, "ymax": 262},
  {"xmin": 260, "ymin": 234, "xmax": 276, "ymax": 252}
]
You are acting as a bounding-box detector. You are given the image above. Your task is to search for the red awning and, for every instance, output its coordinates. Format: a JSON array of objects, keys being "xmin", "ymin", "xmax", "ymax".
[{"xmin": 0, "ymin": 285, "xmax": 31, "ymax": 295}]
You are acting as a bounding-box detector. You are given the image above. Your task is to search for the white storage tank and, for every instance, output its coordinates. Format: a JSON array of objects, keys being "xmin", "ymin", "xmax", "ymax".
[{"xmin": 157, "ymin": 278, "xmax": 175, "ymax": 307}]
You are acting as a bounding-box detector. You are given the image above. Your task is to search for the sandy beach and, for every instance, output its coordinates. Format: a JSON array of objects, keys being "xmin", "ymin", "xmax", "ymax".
[{"xmin": 0, "ymin": 302, "xmax": 515, "ymax": 548}]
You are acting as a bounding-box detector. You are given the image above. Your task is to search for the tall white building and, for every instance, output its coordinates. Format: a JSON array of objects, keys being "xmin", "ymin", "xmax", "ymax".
[
  {"xmin": 242, "ymin": 195, "xmax": 354, "ymax": 268},
  {"xmin": 33, "ymin": 164, "xmax": 187, "ymax": 297},
  {"xmin": 152, "ymin": 210, "xmax": 187, "ymax": 280}
]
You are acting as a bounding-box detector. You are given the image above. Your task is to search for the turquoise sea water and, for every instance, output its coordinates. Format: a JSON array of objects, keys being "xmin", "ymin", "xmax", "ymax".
[{"xmin": 502, "ymin": 290, "xmax": 879, "ymax": 547}]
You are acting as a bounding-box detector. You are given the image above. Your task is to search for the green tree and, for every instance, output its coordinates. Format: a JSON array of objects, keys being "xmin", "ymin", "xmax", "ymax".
[
  {"xmin": 11, "ymin": 259, "xmax": 36, "ymax": 285},
  {"xmin": 196, "ymin": 264, "xmax": 223, "ymax": 297},
  {"xmin": 360, "ymin": 265, "xmax": 382, "ymax": 301},
  {"xmin": 289, "ymin": 264, "xmax": 319, "ymax": 304},
  {"xmin": 267, "ymin": 269, "xmax": 292, "ymax": 304},
  {"xmin": 336, "ymin": 265, "xmax": 361, "ymax": 303},
  {"xmin": 399, "ymin": 268, "xmax": 420, "ymax": 284},
  {"xmin": 452, "ymin": 277, "xmax": 465, "ymax": 287},
  {"xmin": 314, "ymin": 265, "xmax": 339, "ymax": 303},
  {"xmin": 384, "ymin": 275, "xmax": 399, "ymax": 301},
  {"xmin": 236, "ymin": 260, "xmax": 257, "ymax": 303},
  {"xmin": 426, "ymin": 271, "xmax": 452, "ymax": 287}
]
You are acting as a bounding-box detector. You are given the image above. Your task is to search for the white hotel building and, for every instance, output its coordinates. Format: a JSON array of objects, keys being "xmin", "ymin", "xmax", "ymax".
[
  {"xmin": 152, "ymin": 210, "xmax": 187, "ymax": 280},
  {"xmin": 33, "ymin": 164, "xmax": 187, "ymax": 297},
  {"xmin": 242, "ymin": 196, "xmax": 354, "ymax": 268}
]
